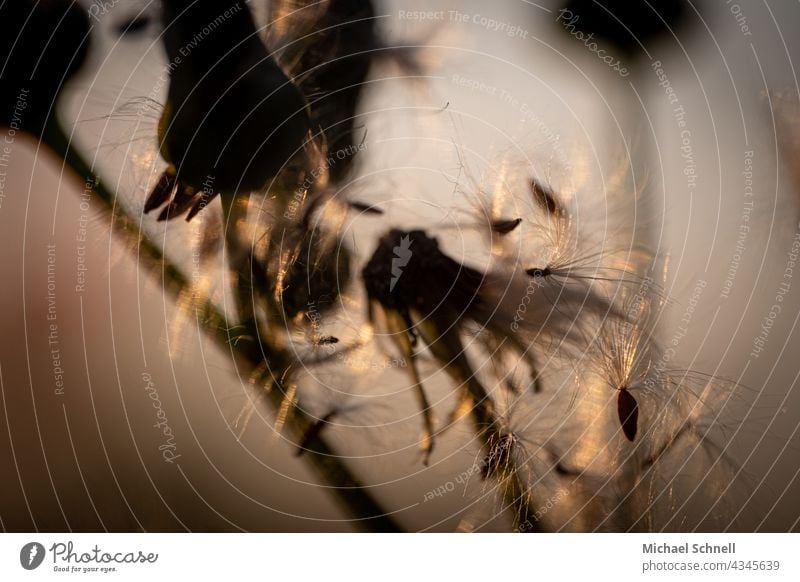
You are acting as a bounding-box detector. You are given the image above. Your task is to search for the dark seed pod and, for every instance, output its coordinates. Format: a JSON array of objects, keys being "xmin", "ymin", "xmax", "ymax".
[
  {"xmin": 617, "ymin": 389, "xmax": 639, "ymax": 442},
  {"xmin": 150, "ymin": 0, "xmax": 311, "ymax": 220},
  {"xmin": 269, "ymin": 0, "xmax": 379, "ymax": 184},
  {"xmin": 364, "ymin": 228, "xmax": 597, "ymax": 389},
  {"xmin": 362, "ymin": 229, "xmax": 485, "ymax": 322},
  {"xmin": 270, "ymin": 0, "xmax": 423, "ymax": 184},
  {"xmin": 362, "ymin": 229, "xmax": 487, "ymax": 462}
]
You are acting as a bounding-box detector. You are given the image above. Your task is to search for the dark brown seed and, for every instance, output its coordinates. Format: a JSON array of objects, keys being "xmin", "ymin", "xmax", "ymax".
[
  {"xmin": 491, "ymin": 218, "xmax": 522, "ymax": 234},
  {"xmin": 617, "ymin": 389, "xmax": 639, "ymax": 442},
  {"xmin": 348, "ymin": 201, "xmax": 384, "ymax": 215},
  {"xmin": 530, "ymin": 179, "xmax": 562, "ymax": 216},
  {"xmin": 317, "ymin": 336, "xmax": 339, "ymax": 345},
  {"xmin": 525, "ymin": 267, "xmax": 551, "ymax": 278},
  {"xmin": 144, "ymin": 171, "xmax": 177, "ymax": 213},
  {"xmin": 185, "ymin": 190, "xmax": 220, "ymax": 221},
  {"xmin": 157, "ymin": 186, "xmax": 197, "ymax": 221},
  {"xmin": 554, "ymin": 462, "xmax": 579, "ymax": 478}
]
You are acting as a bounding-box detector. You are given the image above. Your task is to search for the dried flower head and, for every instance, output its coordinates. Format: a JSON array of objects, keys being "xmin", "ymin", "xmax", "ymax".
[
  {"xmin": 268, "ymin": 0, "xmax": 423, "ymax": 184},
  {"xmin": 146, "ymin": 0, "xmax": 311, "ymax": 221}
]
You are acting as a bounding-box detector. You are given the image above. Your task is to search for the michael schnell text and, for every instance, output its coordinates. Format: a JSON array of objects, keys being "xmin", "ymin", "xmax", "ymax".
[{"xmin": 643, "ymin": 542, "xmax": 736, "ymax": 554}]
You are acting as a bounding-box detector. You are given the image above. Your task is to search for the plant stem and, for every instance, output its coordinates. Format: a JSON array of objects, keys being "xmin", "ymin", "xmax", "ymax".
[{"xmin": 41, "ymin": 115, "xmax": 402, "ymax": 532}]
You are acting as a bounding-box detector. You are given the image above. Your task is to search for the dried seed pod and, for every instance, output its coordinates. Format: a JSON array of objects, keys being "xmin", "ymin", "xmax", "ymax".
[
  {"xmin": 362, "ymin": 228, "xmax": 597, "ymax": 459},
  {"xmin": 149, "ymin": 0, "xmax": 311, "ymax": 220},
  {"xmin": 269, "ymin": 0, "xmax": 378, "ymax": 183},
  {"xmin": 362, "ymin": 229, "xmax": 485, "ymax": 333},
  {"xmin": 269, "ymin": 0, "xmax": 423, "ymax": 184},
  {"xmin": 363, "ymin": 229, "xmax": 605, "ymax": 381}
]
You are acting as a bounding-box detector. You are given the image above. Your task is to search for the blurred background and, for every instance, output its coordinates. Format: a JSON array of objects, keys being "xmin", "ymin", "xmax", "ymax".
[{"xmin": 1, "ymin": 0, "xmax": 800, "ymax": 532}]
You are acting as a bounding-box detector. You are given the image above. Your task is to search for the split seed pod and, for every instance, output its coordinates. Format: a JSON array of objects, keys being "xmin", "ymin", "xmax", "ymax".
[{"xmin": 146, "ymin": 0, "xmax": 311, "ymax": 220}]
